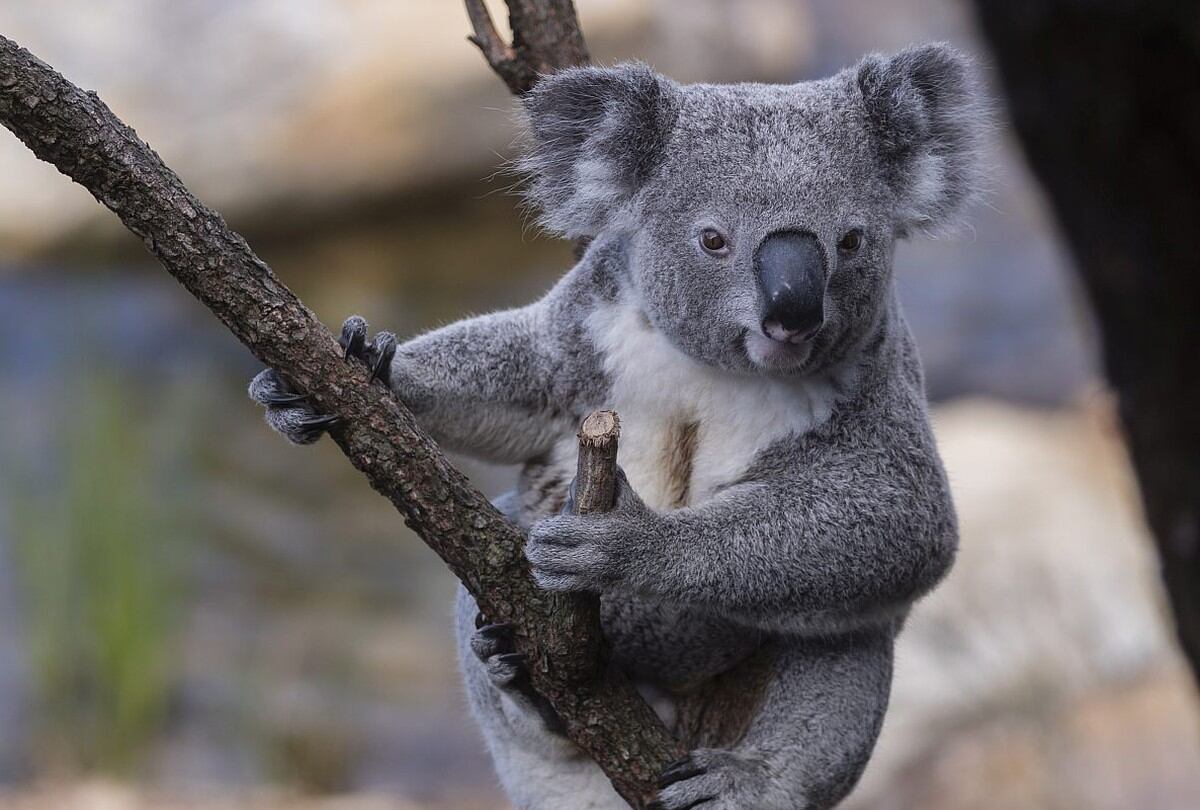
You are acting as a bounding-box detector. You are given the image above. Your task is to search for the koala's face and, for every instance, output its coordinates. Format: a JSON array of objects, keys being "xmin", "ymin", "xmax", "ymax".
[
  {"xmin": 521, "ymin": 46, "xmax": 984, "ymax": 376},
  {"xmin": 628, "ymin": 79, "xmax": 903, "ymax": 375}
]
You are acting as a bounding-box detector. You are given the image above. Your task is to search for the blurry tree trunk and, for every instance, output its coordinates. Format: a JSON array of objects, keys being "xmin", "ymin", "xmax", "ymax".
[
  {"xmin": 974, "ymin": 0, "xmax": 1200, "ymax": 683},
  {"xmin": 0, "ymin": 18, "xmax": 679, "ymax": 807}
]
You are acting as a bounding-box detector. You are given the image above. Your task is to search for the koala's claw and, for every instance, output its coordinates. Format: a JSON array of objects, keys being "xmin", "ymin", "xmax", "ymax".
[
  {"xmin": 338, "ymin": 315, "xmax": 396, "ymax": 386},
  {"xmin": 470, "ymin": 622, "xmax": 516, "ymax": 662},
  {"xmin": 469, "ymin": 612, "xmax": 564, "ymax": 734},
  {"xmin": 248, "ymin": 367, "xmax": 296, "ymax": 405},
  {"xmin": 650, "ymin": 754, "xmax": 712, "ymax": 810},
  {"xmin": 260, "ymin": 391, "xmax": 309, "ymax": 406},
  {"xmin": 249, "ymin": 368, "xmax": 340, "ymax": 445},
  {"xmin": 488, "ymin": 653, "xmax": 530, "ymax": 687},
  {"xmin": 368, "ymin": 331, "xmax": 397, "ymax": 383},
  {"xmin": 264, "ymin": 406, "xmax": 340, "ymax": 445},
  {"xmin": 651, "ymin": 749, "xmax": 767, "ymax": 810},
  {"xmin": 472, "ymin": 622, "xmax": 528, "ymax": 688},
  {"xmin": 340, "ymin": 315, "xmax": 368, "ymax": 360},
  {"xmin": 657, "ymin": 756, "xmax": 708, "ymax": 789}
]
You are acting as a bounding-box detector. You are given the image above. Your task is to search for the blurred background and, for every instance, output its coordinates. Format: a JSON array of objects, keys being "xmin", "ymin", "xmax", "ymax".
[{"xmin": 0, "ymin": 1, "xmax": 1197, "ymax": 808}]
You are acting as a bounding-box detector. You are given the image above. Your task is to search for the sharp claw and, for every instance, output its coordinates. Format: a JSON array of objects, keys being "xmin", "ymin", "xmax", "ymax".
[
  {"xmin": 475, "ymin": 611, "xmax": 488, "ymax": 630},
  {"xmin": 657, "ymin": 756, "xmax": 706, "ymax": 789},
  {"xmin": 368, "ymin": 332, "xmax": 397, "ymax": 384},
  {"xmin": 340, "ymin": 316, "xmax": 367, "ymax": 360},
  {"xmin": 496, "ymin": 652, "xmax": 527, "ymax": 666},
  {"xmin": 478, "ymin": 623, "xmax": 515, "ymax": 639},
  {"xmin": 295, "ymin": 414, "xmax": 339, "ymax": 444},
  {"xmin": 369, "ymin": 351, "xmax": 389, "ymax": 383},
  {"xmin": 303, "ymin": 414, "xmax": 341, "ymax": 430},
  {"xmin": 262, "ymin": 391, "xmax": 309, "ymax": 406}
]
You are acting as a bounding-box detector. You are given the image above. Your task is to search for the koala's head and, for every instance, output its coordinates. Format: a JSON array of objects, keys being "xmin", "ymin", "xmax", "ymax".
[{"xmin": 520, "ymin": 44, "xmax": 987, "ymax": 376}]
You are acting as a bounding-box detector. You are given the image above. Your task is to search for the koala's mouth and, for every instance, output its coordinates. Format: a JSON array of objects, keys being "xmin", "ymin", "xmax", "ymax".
[{"xmin": 744, "ymin": 330, "xmax": 815, "ymax": 372}]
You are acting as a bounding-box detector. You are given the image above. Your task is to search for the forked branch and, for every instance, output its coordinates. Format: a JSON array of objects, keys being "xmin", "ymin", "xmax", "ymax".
[{"xmin": 464, "ymin": 0, "xmax": 589, "ymax": 94}]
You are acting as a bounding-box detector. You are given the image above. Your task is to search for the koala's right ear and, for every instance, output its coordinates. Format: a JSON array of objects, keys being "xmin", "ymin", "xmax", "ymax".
[{"xmin": 518, "ymin": 63, "xmax": 679, "ymax": 239}]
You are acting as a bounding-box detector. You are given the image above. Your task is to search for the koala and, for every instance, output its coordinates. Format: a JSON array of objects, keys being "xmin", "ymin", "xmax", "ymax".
[{"xmin": 249, "ymin": 43, "xmax": 983, "ymax": 810}]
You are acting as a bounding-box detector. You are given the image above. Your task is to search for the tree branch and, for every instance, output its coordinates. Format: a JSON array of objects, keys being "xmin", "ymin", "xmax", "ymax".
[
  {"xmin": 465, "ymin": 0, "xmax": 590, "ymax": 95},
  {"xmin": 0, "ymin": 33, "xmax": 678, "ymax": 808}
]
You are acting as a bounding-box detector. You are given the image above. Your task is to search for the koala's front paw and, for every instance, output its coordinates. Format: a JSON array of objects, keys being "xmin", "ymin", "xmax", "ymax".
[
  {"xmin": 652, "ymin": 749, "xmax": 779, "ymax": 810},
  {"xmin": 339, "ymin": 315, "xmax": 396, "ymax": 385},
  {"xmin": 470, "ymin": 612, "xmax": 564, "ymax": 734},
  {"xmin": 248, "ymin": 368, "xmax": 340, "ymax": 445},
  {"xmin": 525, "ymin": 470, "xmax": 652, "ymax": 593}
]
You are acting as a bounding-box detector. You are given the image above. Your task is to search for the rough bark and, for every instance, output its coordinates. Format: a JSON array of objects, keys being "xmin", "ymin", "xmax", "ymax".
[
  {"xmin": 546, "ymin": 411, "xmax": 620, "ymax": 687},
  {"xmin": 0, "ymin": 33, "xmax": 679, "ymax": 807},
  {"xmin": 973, "ymin": 0, "xmax": 1200, "ymax": 684},
  {"xmin": 575, "ymin": 410, "xmax": 621, "ymax": 514},
  {"xmin": 464, "ymin": 0, "xmax": 590, "ymax": 95}
]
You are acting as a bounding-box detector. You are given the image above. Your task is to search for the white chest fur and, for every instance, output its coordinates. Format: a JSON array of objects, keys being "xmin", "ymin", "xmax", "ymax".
[{"xmin": 557, "ymin": 299, "xmax": 848, "ymax": 511}]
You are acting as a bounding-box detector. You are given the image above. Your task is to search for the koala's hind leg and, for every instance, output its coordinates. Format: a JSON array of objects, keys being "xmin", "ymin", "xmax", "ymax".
[
  {"xmin": 655, "ymin": 629, "xmax": 894, "ymax": 810},
  {"xmin": 248, "ymin": 316, "xmax": 396, "ymax": 444},
  {"xmin": 455, "ymin": 585, "xmax": 625, "ymax": 810}
]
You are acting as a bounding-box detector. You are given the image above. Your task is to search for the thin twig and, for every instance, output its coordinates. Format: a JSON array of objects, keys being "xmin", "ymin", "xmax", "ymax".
[{"xmin": 465, "ymin": 0, "xmax": 516, "ymax": 72}]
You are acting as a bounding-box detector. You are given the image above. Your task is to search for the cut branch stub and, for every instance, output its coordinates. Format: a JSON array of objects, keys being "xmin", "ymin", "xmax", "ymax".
[{"xmin": 576, "ymin": 409, "xmax": 621, "ymax": 513}]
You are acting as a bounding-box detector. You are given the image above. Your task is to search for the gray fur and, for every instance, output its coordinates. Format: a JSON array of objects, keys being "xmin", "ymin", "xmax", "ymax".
[{"xmin": 248, "ymin": 44, "xmax": 983, "ymax": 809}]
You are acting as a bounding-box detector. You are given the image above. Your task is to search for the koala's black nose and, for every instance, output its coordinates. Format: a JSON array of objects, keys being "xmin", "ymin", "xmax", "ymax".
[{"xmin": 756, "ymin": 230, "xmax": 826, "ymax": 343}]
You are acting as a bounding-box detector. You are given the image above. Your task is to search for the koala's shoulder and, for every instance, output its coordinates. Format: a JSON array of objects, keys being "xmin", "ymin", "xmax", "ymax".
[{"xmin": 538, "ymin": 237, "xmax": 627, "ymax": 321}]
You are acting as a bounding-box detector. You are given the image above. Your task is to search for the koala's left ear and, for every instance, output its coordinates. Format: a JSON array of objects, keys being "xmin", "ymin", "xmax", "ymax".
[
  {"xmin": 856, "ymin": 43, "xmax": 988, "ymax": 232},
  {"xmin": 518, "ymin": 63, "xmax": 679, "ymax": 239}
]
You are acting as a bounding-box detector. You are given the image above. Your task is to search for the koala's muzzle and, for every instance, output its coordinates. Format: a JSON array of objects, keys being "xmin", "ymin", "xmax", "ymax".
[{"xmin": 756, "ymin": 230, "xmax": 826, "ymax": 344}]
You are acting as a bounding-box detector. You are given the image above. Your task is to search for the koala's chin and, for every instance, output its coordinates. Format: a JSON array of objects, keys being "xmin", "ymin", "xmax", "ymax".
[{"xmin": 743, "ymin": 331, "xmax": 816, "ymax": 374}]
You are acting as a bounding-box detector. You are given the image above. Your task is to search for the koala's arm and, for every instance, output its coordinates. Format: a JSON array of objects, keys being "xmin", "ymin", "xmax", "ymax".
[
  {"xmin": 644, "ymin": 421, "xmax": 955, "ymax": 631},
  {"xmin": 529, "ymin": 405, "xmax": 956, "ymax": 633},
  {"xmin": 387, "ymin": 270, "xmax": 603, "ymax": 464}
]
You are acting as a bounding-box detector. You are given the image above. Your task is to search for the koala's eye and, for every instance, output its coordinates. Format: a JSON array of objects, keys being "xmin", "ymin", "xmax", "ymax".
[
  {"xmin": 699, "ymin": 228, "xmax": 728, "ymax": 254},
  {"xmin": 838, "ymin": 229, "xmax": 863, "ymax": 253}
]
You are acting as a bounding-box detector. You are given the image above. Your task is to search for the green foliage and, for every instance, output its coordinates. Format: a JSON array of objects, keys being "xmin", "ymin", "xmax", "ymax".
[{"xmin": 9, "ymin": 378, "xmax": 185, "ymax": 775}]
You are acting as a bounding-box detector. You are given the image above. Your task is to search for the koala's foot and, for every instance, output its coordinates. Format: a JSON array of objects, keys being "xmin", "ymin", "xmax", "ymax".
[
  {"xmin": 471, "ymin": 611, "xmax": 564, "ymax": 735},
  {"xmin": 652, "ymin": 749, "xmax": 781, "ymax": 810},
  {"xmin": 248, "ymin": 368, "xmax": 340, "ymax": 445},
  {"xmin": 248, "ymin": 315, "xmax": 397, "ymax": 445}
]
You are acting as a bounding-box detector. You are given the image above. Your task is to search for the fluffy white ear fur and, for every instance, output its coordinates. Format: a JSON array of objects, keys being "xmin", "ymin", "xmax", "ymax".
[
  {"xmin": 518, "ymin": 63, "xmax": 678, "ymax": 239},
  {"xmin": 856, "ymin": 43, "xmax": 989, "ymax": 233}
]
